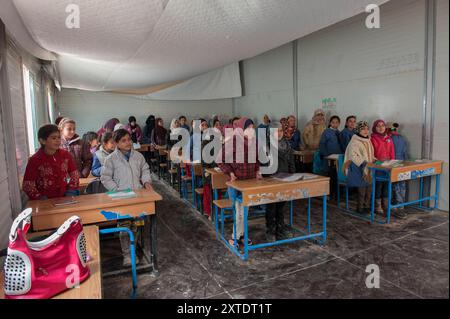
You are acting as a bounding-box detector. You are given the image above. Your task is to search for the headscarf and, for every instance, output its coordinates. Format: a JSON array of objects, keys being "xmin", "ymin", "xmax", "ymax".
[
  {"xmin": 144, "ymin": 115, "xmax": 156, "ymax": 137},
  {"xmin": 170, "ymin": 118, "xmax": 179, "ymax": 131},
  {"xmin": 284, "ymin": 115, "xmax": 297, "ymax": 140},
  {"xmin": 114, "ymin": 123, "xmax": 125, "ymax": 131},
  {"xmin": 58, "ymin": 117, "xmax": 76, "ymax": 131},
  {"xmin": 154, "ymin": 118, "xmax": 167, "ymax": 145},
  {"xmin": 355, "ymin": 121, "xmax": 370, "ymax": 139},
  {"xmin": 311, "ymin": 109, "xmax": 326, "ymax": 125},
  {"xmin": 128, "ymin": 116, "xmax": 137, "ymax": 128},
  {"xmin": 371, "ymin": 119, "xmax": 387, "ymax": 137},
  {"xmin": 97, "ymin": 118, "xmax": 119, "ymax": 137}
]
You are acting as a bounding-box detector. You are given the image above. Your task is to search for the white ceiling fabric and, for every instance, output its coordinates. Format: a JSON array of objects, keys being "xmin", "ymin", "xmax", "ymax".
[{"xmin": 3, "ymin": 0, "xmax": 388, "ymax": 92}]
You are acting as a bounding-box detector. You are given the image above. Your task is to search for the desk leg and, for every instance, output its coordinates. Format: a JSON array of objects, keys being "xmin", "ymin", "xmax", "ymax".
[
  {"xmin": 214, "ymin": 190, "xmax": 219, "ymax": 236},
  {"xmin": 307, "ymin": 197, "xmax": 311, "ymax": 234},
  {"xmin": 387, "ymin": 180, "xmax": 392, "ymax": 224},
  {"xmin": 149, "ymin": 214, "xmax": 158, "ymax": 273},
  {"xmin": 243, "ymin": 205, "xmax": 249, "ymax": 261},
  {"xmin": 322, "ymin": 193, "xmax": 327, "ymax": 244},
  {"xmin": 435, "ymin": 174, "xmax": 441, "ymax": 209},
  {"xmin": 289, "ymin": 200, "xmax": 294, "ymax": 227},
  {"xmin": 371, "ymin": 170, "xmax": 376, "ymax": 223}
]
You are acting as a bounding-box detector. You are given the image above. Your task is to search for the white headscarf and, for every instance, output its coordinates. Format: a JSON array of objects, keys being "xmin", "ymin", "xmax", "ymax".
[{"xmin": 114, "ymin": 123, "xmax": 125, "ymax": 131}]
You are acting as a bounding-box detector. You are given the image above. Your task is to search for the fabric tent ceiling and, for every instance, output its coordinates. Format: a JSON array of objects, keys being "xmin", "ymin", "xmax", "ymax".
[{"xmin": 2, "ymin": 0, "xmax": 388, "ymax": 92}]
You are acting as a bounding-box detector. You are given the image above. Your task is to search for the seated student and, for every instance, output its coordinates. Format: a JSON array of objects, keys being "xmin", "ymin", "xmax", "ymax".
[
  {"xmin": 218, "ymin": 117, "xmax": 262, "ymax": 248},
  {"xmin": 59, "ymin": 117, "xmax": 93, "ymax": 178},
  {"xmin": 179, "ymin": 115, "xmax": 190, "ymax": 132},
  {"xmin": 23, "ymin": 124, "xmax": 79, "ymax": 200},
  {"xmin": 265, "ymin": 122, "xmax": 295, "ymax": 241},
  {"xmin": 125, "ymin": 116, "xmax": 143, "ymax": 144},
  {"xmin": 82, "ymin": 131, "xmax": 99, "ymax": 173},
  {"xmin": 91, "ymin": 132, "xmax": 115, "ymax": 177},
  {"xmin": 319, "ymin": 115, "xmax": 343, "ymax": 199},
  {"xmin": 100, "ymin": 129, "xmax": 153, "ymax": 266},
  {"xmin": 389, "ymin": 122, "xmax": 408, "ymax": 219},
  {"xmin": 343, "ymin": 121, "xmax": 375, "ymax": 214},
  {"xmin": 339, "ymin": 115, "xmax": 356, "ymax": 151}
]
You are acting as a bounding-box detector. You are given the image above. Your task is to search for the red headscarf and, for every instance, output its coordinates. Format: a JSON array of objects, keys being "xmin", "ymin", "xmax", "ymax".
[{"xmin": 372, "ymin": 119, "xmax": 387, "ymax": 137}]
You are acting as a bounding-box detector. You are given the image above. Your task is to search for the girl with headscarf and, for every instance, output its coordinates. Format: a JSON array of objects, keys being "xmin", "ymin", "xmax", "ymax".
[
  {"xmin": 370, "ymin": 119, "xmax": 395, "ymax": 215},
  {"xmin": 217, "ymin": 117, "xmax": 262, "ymax": 248},
  {"xmin": 125, "ymin": 116, "xmax": 143, "ymax": 143},
  {"xmin": 284, "ymin": 115, "xmax": 302, "ymax": 151},
  {"xmin": 142, "ymin": 115, "xmax": 155, "ymax": 144},
  {"xmin": 167, "ymin": 118, "xmax": 182, "ymax": 148},
  {"xmin": 302, "ymin": 109, "xmax": 326, "ymax": 150},
  {"xmin": 151, "ymin": 118, "xmax": 168, "ymax": 147},
  {"xmin": 343, "ymin": 121, "xmax": 375, "ymax": 214}
]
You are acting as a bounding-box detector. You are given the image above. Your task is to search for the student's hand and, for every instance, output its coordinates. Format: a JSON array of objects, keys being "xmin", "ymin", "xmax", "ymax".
[
  {"xmin": 144, "ymin": 182, "xmax": 154, "ymax": 191},
  {"xmin": 256, "ymin": 171, "xmax": 263, "ymax": 180},
  {"xmin": 230, "ymin": 173, "xmax": 237, "ymax": 182}
]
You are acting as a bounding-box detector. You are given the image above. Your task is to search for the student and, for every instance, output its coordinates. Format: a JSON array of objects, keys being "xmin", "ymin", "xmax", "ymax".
[
  {"xmin": 339, "ymin": 115, "xmax": 356, "ymax": 151},
  {"xmin": 97, "ymin": 118, "xmax": 119, "ymax": 140},
  {"xmin": 200, "ymin": 120, "xmax": 216, "ymax": 220},
  {"xmin": 81, "ymin": 131, "xmax": 98, "ymax": 177},
  {"xmin": 142, "ymin": 115, "xmax": 155, "ymax": 144},
  {"xmin": 343, "ymin": 121, "xmax": 375, "ymax": 214},
  {"xmin": 168, "ymin": 118, "xmax": 182, "ymax": 148},
  {"xmin": 389, "ymin": 122, "xmax": 408, "ymax": 219},
  {"xmin": 218, "ymin": 117, "xmax": 262, "ymax": 248},
  {"xmin": 213, "ymin": 118, "xmax": 223, "ymax": 137},
  {"xmin": 284, "ymin": 115, "xmax": 302, "ymax": 151},
  {"xmin": 23, "ymin": 124, "xmax": 79, "ymax": 200},
  {"xmin": 151, "ymin": 118, "xmax": 168, "ymax": 147},
  {"xmin": 114, "ymin": 122, "xmax": 125, "ymax": 131},
  {"xmin": 179, "ymin": 115, "xmax": 190, "ymax": 132},
  {"xmin": 125, "ymin": 116, "xmax": 143, "ymax": 143},
  {"xmin": 370, "ymin": 119, "xmax": 395, "ymax": 215},
  {"xmin": 319, "ymin": 116, "xmax": 343, "ymax": 199},
  {"xmin": 91, "ymin": 132, "xmax": 115, "ymax": 177},
  {"xmin": 265, "ymin": 122, "xmax": 295, "ymax": 241},
  {"xmin": 257, "ymin": 114, "xmax": 271, "ymax": 135},
  {"xmin": 100, "ymin": 129, "xmax": 153, "ymax": 267},
  {"xmin": 302, "ymin": 109, "xmax": 326, "ymax": 150},
  {"xmin": 231, "ymin": 117, "xmax": 240, "ymax": 129},
  {"xmin": 59, "ymin": 117, "xmax": 92, "ymax": 178}
]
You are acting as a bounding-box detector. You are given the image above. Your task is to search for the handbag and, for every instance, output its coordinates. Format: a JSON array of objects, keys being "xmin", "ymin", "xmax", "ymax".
[{"xmin": 3, "ymin": 208, "xmax": 90, "ymax": 299}]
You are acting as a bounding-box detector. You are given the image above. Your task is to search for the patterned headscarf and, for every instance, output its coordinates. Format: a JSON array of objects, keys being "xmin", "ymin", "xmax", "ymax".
[
  {"xmin": 284, "ymin": 115, "xmax": 297, "ymax": 140},
  {"xmin": 355, "ymin": 121, "xmax": 369, "ymax": 137}
]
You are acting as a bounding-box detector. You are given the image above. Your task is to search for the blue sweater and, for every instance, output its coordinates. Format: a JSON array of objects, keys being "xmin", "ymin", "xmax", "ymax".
[
  {"xmin": 319, "ymin": 128, "xmax": 342, "ymax": 173},
  {"xmin": 339, "ymin": 128, "xmax": 354, "ymax": 152},
  {"xmin": 391, "ymin": 133, "xmax": 408, "ymax": 160},
  {"xmin": 287, "ymin": 129, "xmax": 301, "ymax": 151}
]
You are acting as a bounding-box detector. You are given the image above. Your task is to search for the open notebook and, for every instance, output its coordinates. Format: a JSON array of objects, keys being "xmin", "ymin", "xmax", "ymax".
[
  {"xmin": 272, "ymin": 173, "xmax": 317, "ymax": 182},
  {"xmin": 106, "ymin": 189, "xmax": 137, "ymax": 199}
]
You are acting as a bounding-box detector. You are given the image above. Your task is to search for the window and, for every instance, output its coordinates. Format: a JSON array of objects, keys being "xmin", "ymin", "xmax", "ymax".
[{"xmin": 22, "ymin": 65, "xmax": 39, "ymax": 154}]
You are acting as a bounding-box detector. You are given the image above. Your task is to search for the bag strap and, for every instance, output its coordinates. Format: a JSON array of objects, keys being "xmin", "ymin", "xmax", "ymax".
[
  {"xmin": 56, "ymin": 215, "xmax": 80, "ymax": 236},
  {"xmin": 9, "ymin": 208, "xmax": 33, "ymax": 242}
]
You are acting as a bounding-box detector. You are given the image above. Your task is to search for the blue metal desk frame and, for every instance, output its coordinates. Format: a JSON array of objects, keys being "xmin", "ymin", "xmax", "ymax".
[{"xmin": 220, "ymin": 186, "xmax": 327, "ymax": 261}]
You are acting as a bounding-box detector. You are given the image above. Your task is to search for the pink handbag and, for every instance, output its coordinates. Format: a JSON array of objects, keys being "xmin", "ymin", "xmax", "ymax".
[{"xmin": 3, "ymin": 208, "xmax": 90, "ymax": 299}]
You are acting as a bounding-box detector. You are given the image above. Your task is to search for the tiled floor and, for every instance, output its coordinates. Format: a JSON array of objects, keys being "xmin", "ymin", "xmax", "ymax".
[{"xmin": 101, "ymin": 179, "xmax": 449, "ymax": 299}]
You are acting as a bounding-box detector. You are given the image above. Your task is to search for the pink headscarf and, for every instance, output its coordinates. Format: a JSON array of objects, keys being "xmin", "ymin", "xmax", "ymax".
[{"xmin": 372, "ymin": 119, "xmax": 387, "ymax": 137}]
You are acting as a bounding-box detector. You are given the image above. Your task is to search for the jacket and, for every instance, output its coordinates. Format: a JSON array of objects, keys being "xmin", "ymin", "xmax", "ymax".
[
  {"xmin": 370, "ymin": 133, "xmax": 395, "ymax": 161},
  {"xmin": 275, "ymin": 137, "xmax": 296, "ymax": 174},
  {"xmin": 100, "ymin": 148, "xmax": 152, "ymax": 191},
  {"xmin": 343, "ymin": 134, "xmax": 375, "ymax": 187},
  {"xmin": 319, "ymin": 128, "xmax": 342, "ymax": 173},
  {"xmin": 339, "ymin": 128, "xmax": 354, "ymax": 152},
  {"xmin": 302, "ymin": 122, "xmax": 326, "ymax": 150},
  {"xmin": 91, "ymin": 146, "xmax": 112, "ymax": 177},
  {"xmin": 390, "ymin": 132, "xmax": 408, "ymax": 160}
]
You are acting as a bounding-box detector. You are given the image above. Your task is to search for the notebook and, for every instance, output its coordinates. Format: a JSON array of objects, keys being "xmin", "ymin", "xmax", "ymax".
[
  {"xmin": 106, "ymin": 189, "xmax": 137, "ymax": 199},
  {"xmin": 53, "ymin": 197, "xmax": 78, "ymax": 206},
  {"xmin": 272, "ymin": 173, "xmax": 317, "ymax": 182}
]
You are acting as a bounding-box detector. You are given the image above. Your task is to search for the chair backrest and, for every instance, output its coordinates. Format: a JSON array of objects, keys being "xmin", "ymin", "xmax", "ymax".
[
  {"xmin": 336, "ymin": 154, "xmax": 347, "ymax": 183},
  {"xmin": 85, "ymin": 179, "xmax": 108, "ymax": 194},
  {"xmin": 210, "ymin": 171, "xmax": 228, "ymax": 190}
]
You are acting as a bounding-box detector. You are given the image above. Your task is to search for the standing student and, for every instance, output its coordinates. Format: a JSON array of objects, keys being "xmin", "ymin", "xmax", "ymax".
[
  {"xmin": 339, "ymin": 115, "xmax": 356, "ymax": 151},
  {"xmin": 389, "ymin": 122, "xmax": 408, "ymax": 219},
  {"xmin": 218, "ymin": 117, "xmax": 262, "ymax": 248},
  {"xmin": 151, "ymin": 118, "xmax": 168, "ymax": 147},
  {"xmin": 343, "ymin": 121, "xmax": 375, "ymax": 214},
  {"xmin": 125, "ymin": 116, "xmax": 143, "ymax": 143},
  {"xmin": 23, "ymin": 124, "xmax": 79, "ymax": 200},
  {"xmin": 142, "ymin": 115, "xmax": 155, "ymax": 144},
  {"xmin": 179, "ymin": 115, "xmax": 190, "ymax": 132},
  {"xmin": 302, "ymin": 109, "xmax": 326, "ymax": 150},
  {"xmin": 284, "ymin": 115, "xmax": 302, "ymax": 151},
  {"xmin": 265, "ymin": 122, "xmax": 295, "ymax": 241},
  {"xmin": 319, "ymin": 116, "xmax": 343, "ymax": 199},
  {"xmin": 59, "ymin": 117, "xmax": 92, "ymax": 178},
  {"xmin": 91, "ymin": 132, "xmax": 115, "ymax": 177},
  {"xmin": 370, "ymin": 119, "xmax": 395, "ymax": 215},
  {"xmin": 100, "ymin": 129, "xmax": 153, "ymax": 267}
]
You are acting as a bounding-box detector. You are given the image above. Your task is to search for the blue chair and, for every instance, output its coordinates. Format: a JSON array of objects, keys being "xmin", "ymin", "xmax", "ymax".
[{"xmin": 336, "ymin": 154, "xmax": 350, "ymax": 210}]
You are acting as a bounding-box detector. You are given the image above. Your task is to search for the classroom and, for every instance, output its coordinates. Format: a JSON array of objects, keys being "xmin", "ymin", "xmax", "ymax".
[{"xmin": 0, "ymin": 0, "xmax": 448, "ymax": 302}]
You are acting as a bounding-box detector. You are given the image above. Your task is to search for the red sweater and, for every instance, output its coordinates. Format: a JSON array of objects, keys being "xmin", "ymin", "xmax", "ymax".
[
  {"xmin": 23, "ymin": 149, "xmax": 80, "ymax": 200},
  {"xmin": 370, "ymin": 133, "xmax": 395, "ymax": 161}
]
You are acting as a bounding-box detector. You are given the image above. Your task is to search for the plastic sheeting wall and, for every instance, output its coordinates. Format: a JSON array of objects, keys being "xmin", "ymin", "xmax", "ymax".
[
  {"xmin": 233, "ymin": 43, "xmax": 294, "ymax": 123},
  {"xmin": 433, "ymin": 0, "xmax": 449, "ymax": 210},
  {"xmin": 57, "ymin": 89, "xmax": 234, "ymax": 133}
]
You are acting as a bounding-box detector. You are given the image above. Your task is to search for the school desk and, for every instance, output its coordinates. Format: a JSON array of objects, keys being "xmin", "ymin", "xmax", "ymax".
[
  {"xmin": 225, "ymin": 175, "xmax": 329, "ymax": 261},
  {"xmin": 136, "ymin": 143, "xmax": 153, "ymax": 152},
  {"xmin": 26, "ymin": 189, "xmax": 162, "ymax": 273},
  {"xmin": 293, "ymin": 150, "xmax": 316, "ymax": 164},
  {"xmin": 367, "ymin": 160, "xmax": 443, "ymax": 224},
  {"xmin": 205, "ymin": 168, "xmax": 230, "ymax": 233},
  {"xmin": 0, "ymin": 225, "xmax": 102, "ymax": 299}
]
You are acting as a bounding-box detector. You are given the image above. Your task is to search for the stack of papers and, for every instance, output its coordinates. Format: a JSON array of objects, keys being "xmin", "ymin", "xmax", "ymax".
[
  {"xmin": 106, "ymin": 189, "xmax": 137, "ymax": 199},
  {"xmin": 272, "ymin": 173, "xmax": 317, "ymax": 182}
]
